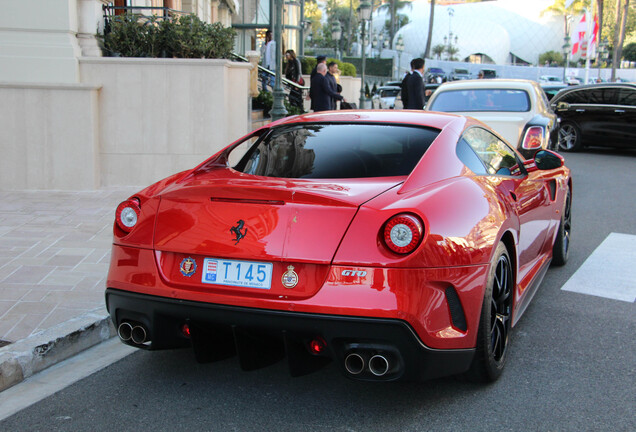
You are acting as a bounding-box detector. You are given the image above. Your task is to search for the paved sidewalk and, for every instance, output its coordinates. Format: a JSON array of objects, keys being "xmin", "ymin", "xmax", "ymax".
[{"xmin": 0, "ymin": 187, "xmax": 139, "ymax": 391}]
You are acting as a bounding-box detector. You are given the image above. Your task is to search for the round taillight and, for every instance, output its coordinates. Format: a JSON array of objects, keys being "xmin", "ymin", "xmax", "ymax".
[
  {"xmin": 115, "ymin": 198, "xmax": 141, "ymax": 233},
  {"xmin": 383, "ymin": 214, "xmax": 424, "ymax": 254}
]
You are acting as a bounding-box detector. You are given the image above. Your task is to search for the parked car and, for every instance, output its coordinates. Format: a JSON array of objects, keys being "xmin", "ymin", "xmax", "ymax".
[
  {"xmin": 425, "ymin": 79, "xmax": 559, "ymax": 158},
  {"xmin": 539, "ymin": 75, "xmax": 564, "ymax": 84},
  {"xmin": 551, "ymin": 83, "xmax": 636, "ymax": 151},
  {"xmin": 106, "ymin": 110, "xmax": 571, "ymax": 383},
  {"xmin": 450, "ymin": 68, "xmax": 471, "ymax": 80},
  {"xmin": 479, "ymin": 68, "xmax": 498, "ymax": 79},
  {"xmin": 371, "ymin": 85, "xmax": 402, "ymax": 109},
  {"xmin": 541, "ymin": 83, "xmax": 569, "ymax": 101},
  {"xmin": 425, "ymin": 67, "xmax": 447, "ymax": 83},
  {"xmin": 565, "ymin": 76, "xmax": 581, "ymax": 86}
]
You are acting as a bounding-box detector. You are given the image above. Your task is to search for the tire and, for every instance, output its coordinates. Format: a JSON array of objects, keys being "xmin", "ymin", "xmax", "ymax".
[
  {"xmin": 551, "ymin": 188, "xmax": 572, "ymax": 266},
  {"xmin": 558, "ymin": 122, "xmax": 582, "ymax": 152},
  {"xmin": 465, "ymin": 242, "xmax": 513, "ymax": 383}
]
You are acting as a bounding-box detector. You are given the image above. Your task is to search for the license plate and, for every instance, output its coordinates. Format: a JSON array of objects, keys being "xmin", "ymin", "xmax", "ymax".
[{"xmin": 202, "ymin": 258, "xmax": 273, "ymax": 290}]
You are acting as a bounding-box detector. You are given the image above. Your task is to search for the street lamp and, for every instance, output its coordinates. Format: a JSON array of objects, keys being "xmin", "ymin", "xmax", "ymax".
[
  {"xmin": 372, "ymin": 34, "xmax": 379, "ymax": 58},
  {"xmin": 379, "ymin": 32, "xmax": 385, "ymax": 58},
  {"xmin": 270, "ymin": 0, "xmax": 287, "ymax": 121},
  {"xmin": 562, "ymin": 35, "xmax": 571, "ymax": 82},
  {"xmin": 358, "ymin": 0, "xmax": 372, "ymax": 109},
  {"xmin": 332, "ymin": 21, "xmax": 342, "ymax": 60},
  {"xmin": 395, "ymin": 34, "xmax": 404, "ymax": 79}
]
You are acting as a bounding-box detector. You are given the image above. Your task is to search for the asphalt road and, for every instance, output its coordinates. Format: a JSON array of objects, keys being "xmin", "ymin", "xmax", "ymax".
[{"xmin": 2, "ymin": 149, "xmax": 635, "ymax": 432}]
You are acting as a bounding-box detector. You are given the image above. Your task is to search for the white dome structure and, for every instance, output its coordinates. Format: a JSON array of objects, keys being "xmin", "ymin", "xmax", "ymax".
[{"xmin": 371, "ymin": 0, "xmax": 564, "ymax": 65}]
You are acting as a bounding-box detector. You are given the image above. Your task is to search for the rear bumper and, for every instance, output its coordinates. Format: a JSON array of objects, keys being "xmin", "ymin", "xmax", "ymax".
[{"xmin": 106, "ymin": 288, "xmax": 475, "ymax": 381}]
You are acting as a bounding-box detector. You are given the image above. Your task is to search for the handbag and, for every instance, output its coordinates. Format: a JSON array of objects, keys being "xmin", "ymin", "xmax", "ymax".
[
  {"xmin": 297, "ymin": 76, "xmax": 305, "ymax": 86},
  {"xmin": 340, "ymin": 102, "xmax": 357, "ymax": 110}
]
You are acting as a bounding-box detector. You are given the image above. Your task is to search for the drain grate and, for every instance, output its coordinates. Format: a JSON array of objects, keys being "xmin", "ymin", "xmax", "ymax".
[{"xmin": 0, "ymin": 340, "xmax": 11, "ymax": 348}]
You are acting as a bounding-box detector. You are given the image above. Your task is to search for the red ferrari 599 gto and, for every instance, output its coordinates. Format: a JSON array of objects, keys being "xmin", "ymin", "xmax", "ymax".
[{"xmin": 106, "ymin": 111, "xmax": 572, "ymax": 382}]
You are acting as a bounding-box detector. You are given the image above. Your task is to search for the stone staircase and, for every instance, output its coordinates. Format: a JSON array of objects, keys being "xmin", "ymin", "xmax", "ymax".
[{"xmin": 251, "ymin": 108, "xmax": 270, "ymax": 130}]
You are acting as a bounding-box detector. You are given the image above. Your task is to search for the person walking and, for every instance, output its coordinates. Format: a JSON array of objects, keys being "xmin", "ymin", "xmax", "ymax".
[
  {"xmin": 285, "ymin": 49, "xmax": 304, "ymax": 109},
  {"xmin": 309, "ymin": 56, "xmax": 327, "ymax": 111},
  {"xmin": 310, "ymin": 63, "xmax": 344, "ymax": 112},
  {"xmin": 261, "ymin": 30, "xmax": 276, "ymax": 91},
  {"xmin": 405, "ymin": 58, "xmax": 426, "ymax": 109}
]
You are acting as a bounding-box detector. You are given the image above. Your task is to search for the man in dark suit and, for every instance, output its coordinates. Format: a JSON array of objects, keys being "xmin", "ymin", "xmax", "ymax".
[
  {"xmin": 310, "ymin": 63, "xmax": 344, "ymax": 112},
  {"xmin": 405, "ymin": 58, "xmax": 426, "ymax": 110}
]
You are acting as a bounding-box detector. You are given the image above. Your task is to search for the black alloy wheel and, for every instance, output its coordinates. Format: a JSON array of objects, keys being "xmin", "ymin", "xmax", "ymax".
[
  {"xmin": 465, "ymin": 242, "xmax": 513, "ymax": 382},
  {"xmin": 551, "ymin": 189, "xmax": 572, "ymax": 266},
  {"xmin": 558, "ymin": 122, "xmax": 582, "ymax": 151}
]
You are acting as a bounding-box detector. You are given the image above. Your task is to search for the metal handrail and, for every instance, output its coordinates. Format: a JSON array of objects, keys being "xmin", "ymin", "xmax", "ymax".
[{"xmin": 230, "ymin": 53, "xmax": 309, "ymax": 92}]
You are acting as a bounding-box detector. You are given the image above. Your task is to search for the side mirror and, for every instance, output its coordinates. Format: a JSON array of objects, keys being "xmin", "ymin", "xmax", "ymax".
[
  {"xmin": 553, "ymin": 101, "xmax": 569, "ymax": 111},
  {"xmin": 534, "ymin": 150, "xmax": 564, "ymax": 170}
]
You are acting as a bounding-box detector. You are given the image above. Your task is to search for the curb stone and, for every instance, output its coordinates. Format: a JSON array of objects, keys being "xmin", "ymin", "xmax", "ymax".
[{"xmin": 0, "ymin": 308, "xmax": 115, "ymax": 392}]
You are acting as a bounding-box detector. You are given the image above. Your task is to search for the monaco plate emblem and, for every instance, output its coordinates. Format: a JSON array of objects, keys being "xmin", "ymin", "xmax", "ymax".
[
  {"xmin": 281, "ymin": 265, "xmax": 298, "ymax": 289},
  {"xmin": 180, "ymin": 257, "xmax": 197, "ymax": 277}
]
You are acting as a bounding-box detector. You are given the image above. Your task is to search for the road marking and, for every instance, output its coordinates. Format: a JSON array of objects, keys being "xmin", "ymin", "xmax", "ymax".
[
  {"xmin": 0, "ymin": 338, "xmax": 136, "ymax": 421},
  {"xmin": 561, "ymin": 232, "xmax": 636, "ymax": 302}
]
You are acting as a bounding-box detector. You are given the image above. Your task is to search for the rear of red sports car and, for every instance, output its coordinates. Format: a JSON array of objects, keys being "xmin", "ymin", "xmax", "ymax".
[{"xmin": 106, "ymin": 111, "xmax": 570, "ymax": 382}]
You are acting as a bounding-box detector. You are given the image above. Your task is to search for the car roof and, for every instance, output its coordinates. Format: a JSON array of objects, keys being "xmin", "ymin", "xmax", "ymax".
[
  {"xmin": 270, "ymin": 110, "xmax": 467, "ymax": 131},
  {"xmin": 434, "ymin": 78, "xmax": 539, "ymax": 91},
  {"xmin": 551, "ymin": 82, "xmax": 636, "ymax": 101}
]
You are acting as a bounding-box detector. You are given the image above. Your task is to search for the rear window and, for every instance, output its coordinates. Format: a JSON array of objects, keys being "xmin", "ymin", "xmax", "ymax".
[
  {"xmin": 232, "ymin": 123, "xmax": 440, "ymax": 179},
  {"xmin": 379, "ymin": 88, "xmax": 401, "ymax": 97},
  {"xmin": 429, "ymin": 89, "xmax": 530, "ymax": 112}
]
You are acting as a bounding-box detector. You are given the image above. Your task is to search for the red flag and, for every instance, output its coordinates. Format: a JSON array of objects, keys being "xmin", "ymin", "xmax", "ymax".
[
  {"xmin": 588, "ymin": 13, "xmax": 599, "ymax": 57},
  {"xmin": 571, "ymin": 14, "xmax": 587, "ymax": 55}
]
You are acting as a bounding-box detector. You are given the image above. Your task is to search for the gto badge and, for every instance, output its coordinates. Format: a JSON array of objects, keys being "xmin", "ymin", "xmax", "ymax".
[
  {"xmin": 342, "ymin": 270, "xmax": 368, "ymax": 277},
  {"xmin": 230, "ymin": 219, "xmax": 248, "ymax": 245},
  {"xmin": 180, "ymin": 257, "xmax": 197, "ymax": 277},
  {"xmin": 281, "ymin": 265, "xmax": 299, "ymax": 289}
]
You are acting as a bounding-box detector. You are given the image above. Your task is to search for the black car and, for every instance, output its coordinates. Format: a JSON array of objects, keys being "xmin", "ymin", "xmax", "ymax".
[{"xmin": 551, "ymin": 83, "xmax": 636, "ymax": 151}]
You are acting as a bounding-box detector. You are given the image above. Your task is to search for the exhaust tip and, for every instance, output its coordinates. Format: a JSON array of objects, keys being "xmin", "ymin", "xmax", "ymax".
[
  {"xmin": 369, "ymin": 355, "xmax": 390, "ymax": 376},
  {"xmin": 131, "ymin": 325, "xmax": 148, "ymax": 345},
  {"xmin": 344, "ymin": 353, "xmax": 365, "ymax": 375},
  {"xmin": 117, "ymin": 322, "xmax": 133, "ymax": 342}
]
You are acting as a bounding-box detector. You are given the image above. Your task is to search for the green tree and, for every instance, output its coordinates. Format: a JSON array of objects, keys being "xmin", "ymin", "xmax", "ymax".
[
  {"xmin": 539, "ymin": 50, "xmax": 565, "ymax": 66},
  {"xmin": 622, "ymin": 41, "xmax": 636, "ymax": 61}
]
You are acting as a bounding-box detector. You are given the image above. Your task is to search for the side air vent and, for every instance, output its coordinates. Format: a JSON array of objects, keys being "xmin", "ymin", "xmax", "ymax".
[
  {"xmin": 445, "ymin": 286, "xmax": 468, "ymax": 332},
  {"xmin": 547, "ymin": 180, "xmax": 557, "ymax": 201}
]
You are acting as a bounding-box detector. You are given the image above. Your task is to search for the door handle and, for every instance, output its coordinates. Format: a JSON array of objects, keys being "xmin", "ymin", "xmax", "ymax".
[
  {"xmin": 615, "ymin": 109, "xmax": 625, "ymax": 113},
  {"xmin": 575, "ymin": 109, "xmax": 585, "ymax": 112}
]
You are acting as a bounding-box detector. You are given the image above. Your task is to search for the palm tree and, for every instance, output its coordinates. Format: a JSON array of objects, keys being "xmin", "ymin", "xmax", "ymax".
[
  {"xmin": 612, "ymin": 0, "xmax": 630, "ymax": 80},
  {"xmin": 378, "ymin": 0, "xmax": 413, "ymax": 47},
  {"xmin": 424, "ymin": 0, "xmax": 435, "ymax": 59},
  {"xmin": 432, "ymin": 44, "xmax": 445, "ymax": 59}
]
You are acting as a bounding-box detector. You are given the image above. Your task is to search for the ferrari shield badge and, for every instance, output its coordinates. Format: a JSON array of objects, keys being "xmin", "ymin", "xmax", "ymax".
[
  {"xmin": 281, "ymin": 265, "xmax": 298, "ymax": 289},
  {"xmin": 180, "ymin": 257, "xmax": 197, "ymax": 277}
]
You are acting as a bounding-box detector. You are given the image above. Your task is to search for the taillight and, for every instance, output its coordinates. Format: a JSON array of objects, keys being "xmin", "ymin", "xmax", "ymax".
[
  {"xmin": 521, "ymin": 126, "xmax": 544, "ymax": 150},
  {"xmin": 115, "ymin": 198, "xmax": 141, "ymax": 233},
  {"xmin": 382, "ymin": 213, "xmax": 424, "ymax": 254}
]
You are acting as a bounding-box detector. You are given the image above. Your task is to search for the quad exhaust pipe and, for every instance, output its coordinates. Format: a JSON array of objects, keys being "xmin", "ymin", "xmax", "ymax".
[
  {"xmin": 118, "ymin": 322, "xmax": 148, "ymax": 345},
  {"xmin": 344, "ymin": 352, "xmax": 393, "ymax": 377}
]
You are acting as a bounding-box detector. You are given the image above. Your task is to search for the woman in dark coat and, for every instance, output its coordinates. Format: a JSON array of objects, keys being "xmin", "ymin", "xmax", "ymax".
[{"xmin": 285, "ymin": 50, "xmax": 304, "ymax": 110}]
